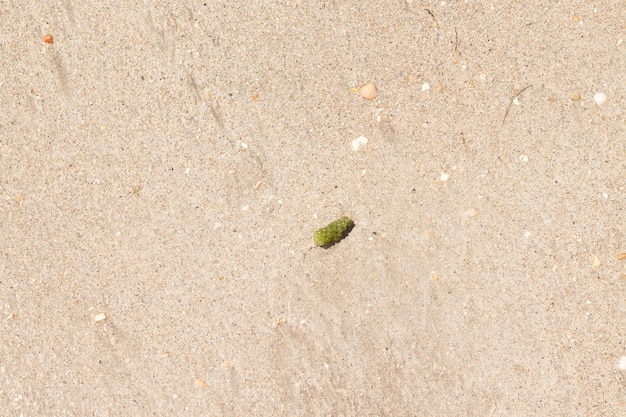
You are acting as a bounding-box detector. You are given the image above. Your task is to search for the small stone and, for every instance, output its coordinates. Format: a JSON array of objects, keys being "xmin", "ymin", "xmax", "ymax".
[
  {"xmin": 359, "ymin": 83, "xmax": 377, "ymax": 100},
  {"xmin": 94, "ymin": 313, "xmax": 107, "ymax": 322},
  {"xmin": 570, "ymin": 92, "xmax": 580, "ymax": 101},
  {"xmin": 43, "ymin": 34, "xmax": 53, "ymax": 44}
]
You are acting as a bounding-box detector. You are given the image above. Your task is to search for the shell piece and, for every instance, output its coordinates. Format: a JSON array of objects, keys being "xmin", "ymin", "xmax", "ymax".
[{"xmin": 313, "ymin": 216, "xmax": 354, "ymax": 248}]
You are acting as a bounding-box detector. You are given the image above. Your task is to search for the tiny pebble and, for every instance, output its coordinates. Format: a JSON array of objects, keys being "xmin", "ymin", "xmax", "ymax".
[
  {"xmin": 43, "ymin": 34, "xmax": 53, "ymax": 44},
  {"xmin": 593, "ymin": 92, "xmax": 607, "ymax": 106},
  {"xmin": 359, "ymin": 83, "xmax": 377, "ymax": 100},
  {"xmin": 570, "ymin": 92, "xmax": 581, "ymax": 101},
  {"xmin": 421, "ymin": 82, "xmax": 430, "ymax": 92},
  {"xmin": 94, "ymin": 313, "xmax": 107, "ymax": 322},
  {"xmin": 440, "ymin": 172, "xmax": 450, "ymax": 181},
  {"xmin": 619, "ymin": 356, "xmax": 626, "ymax": 370}
]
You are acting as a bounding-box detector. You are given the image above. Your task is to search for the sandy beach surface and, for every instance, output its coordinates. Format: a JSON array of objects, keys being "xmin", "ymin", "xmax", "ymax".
[{"xmin": 2, "ymin": 1, "xmax": 625, "ymax": 415}]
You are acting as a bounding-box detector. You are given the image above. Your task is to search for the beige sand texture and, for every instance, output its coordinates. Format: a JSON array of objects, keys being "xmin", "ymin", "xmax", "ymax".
[{"xmin": 1, "ymin": 1, "xmax": 625, "ymax": 415}]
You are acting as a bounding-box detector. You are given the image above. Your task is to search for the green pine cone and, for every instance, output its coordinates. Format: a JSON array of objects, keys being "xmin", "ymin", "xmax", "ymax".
[{"xmin": 313, "ymin": 216, "xmax": 354, "ymax": 248}]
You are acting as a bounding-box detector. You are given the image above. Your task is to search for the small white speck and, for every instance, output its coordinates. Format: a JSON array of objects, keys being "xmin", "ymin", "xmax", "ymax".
[
  {"xmin": 619, "ymin": 356, "xmax": 626, "ymax": 370},
  {"xmin": 519, "ymin": 155, "xmax": 528, "ymax": 162},
  {"xmin": 241, "ymin": 142, "xmax": 248, "ymax": 149},
  {"xmin": 213, "ymin": 223, "xmax": 222, "ymax": 229},
  {"xmin": 172, "ymin": 394, "xmax": 178, "ymax": 400},
  {"xmin": 94, "ymin": 313, "xmax": 107, "ymax": 322},
  {"xmin": 277, "ymin": 199, "xmax": 283, "ymax": 204},
  {"xmin": 602, "ymin": 193, "xmax": 608, "ymax": 199},
  {"xmin": 524, "ymin": 231, "xmax": 531, "ymax": 238},
  {"xmin": 440, "ymin": 172, "xmax": 450, "ymax": 181},
  {"xmin": 593, "ymin": 92, "xmax": 607, "ymax": 106},
  {"xmin": 421, "ymin": 82, "xmax": 430, "ymax": 92},
  {"xmin": 362, "ymin": 170, "xmax": 366, "ymax": 175},
  {"xmin": 513, "ymin": 97, "xmax": 520, "ymax": 105},
  {"xmin": 616, "ymin": 39, "xmax": 623, "ymax": 46},
  {"xmin": 241, "ymin": 205, "xmax": 249, "ymax": 211},
  {"xmin": 116, "ymin": 231, "xmax": 121, "ymax": 237},
  {"xmin": 185, "ymin": 168, "xmax": 190, "ymax": 174}
]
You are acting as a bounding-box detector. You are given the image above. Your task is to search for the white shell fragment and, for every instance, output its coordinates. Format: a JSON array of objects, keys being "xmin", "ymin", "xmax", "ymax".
[
  {"xmin": 464, "ymin": 207, "xmax": 478, "ymax": 217},
  {"xmin": 94, "ymin": 313, "xmax": 107, "ymax": 322},
  {"xmin": 593, "ymin": 256, "xmax": 601, "ymax": 268},
  {"xmin": 351, "ymin": 136, "xmax": 368, "ymax": 151},
  {"xmin": 619, "ymin": 356, "xmax": 626, "ymax": 370},
  {"xmin": 593, "ymin": 92, "xmax": 607, "ymax": 106}
]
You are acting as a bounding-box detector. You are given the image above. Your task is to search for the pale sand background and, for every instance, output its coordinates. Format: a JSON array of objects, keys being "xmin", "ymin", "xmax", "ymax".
[{"xmin": 1, "ymin": 1, "xmax": 625, "ymax": 415}]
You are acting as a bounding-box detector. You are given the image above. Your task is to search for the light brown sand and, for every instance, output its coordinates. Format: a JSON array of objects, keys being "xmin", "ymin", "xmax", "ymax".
[{"xmin": 2, "ymin": 2, "xmax": 625, "ymax": 415}]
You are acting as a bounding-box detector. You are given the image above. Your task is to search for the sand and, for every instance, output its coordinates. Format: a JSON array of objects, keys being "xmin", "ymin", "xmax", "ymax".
[{"xmin": 1, "ymin": 1, "xmax": 625, "ymax": 415}]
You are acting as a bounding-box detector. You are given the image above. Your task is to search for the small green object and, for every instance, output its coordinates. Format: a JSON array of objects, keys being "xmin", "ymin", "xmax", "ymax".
[{"xmin": 313, "ymin": 216, "xmax": 354, "ymax": 248}]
